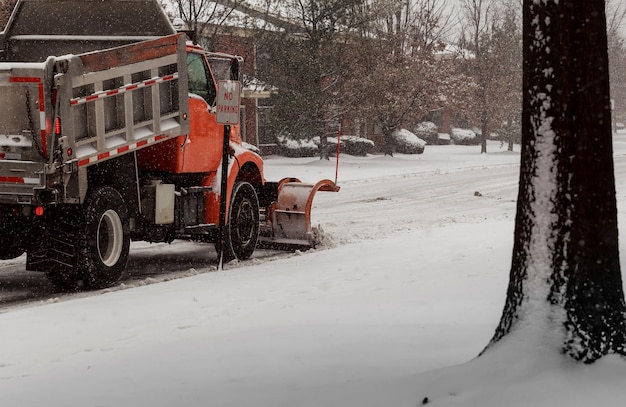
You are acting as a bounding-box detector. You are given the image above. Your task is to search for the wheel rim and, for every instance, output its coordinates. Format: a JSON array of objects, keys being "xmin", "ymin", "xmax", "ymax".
[
  {"xmin": 234, "ymin": 200, "xmax": 255, "ymax": 246},
  {"xmin": 97, "ymin": 209, "xmax": 124, "ymax": 267}
]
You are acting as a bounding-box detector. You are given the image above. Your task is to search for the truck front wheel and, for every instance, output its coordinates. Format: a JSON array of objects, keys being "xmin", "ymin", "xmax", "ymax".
[
  {"xmin": 221, "ymin": 182, "xmax": 260, "ymax": 262},
  {"xmin": 79, "ymin": 187, "xmax": 131, "ymax": 289}
]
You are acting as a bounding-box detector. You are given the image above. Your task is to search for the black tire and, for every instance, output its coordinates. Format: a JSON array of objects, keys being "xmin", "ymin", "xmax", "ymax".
[
  {"xmin": 220, "ymin": 182, "xmax": 260, "ymax": 262},
  {"xmin": 0, "ymin": 235, "xmax": 24, "ymax": 260},
  {"xmin": 78, "ymin": 187, "xmax": 131, "ymax": 289},
  {"xmin": 0, "ymin": 215, "xmax": 25, "ymax": 260}
]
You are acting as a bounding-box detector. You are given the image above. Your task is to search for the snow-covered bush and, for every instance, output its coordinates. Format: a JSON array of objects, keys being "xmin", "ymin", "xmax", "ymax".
[
  {"xmin": 392, "ymin": 129, "xmax": 426, "ymax": 154},
  {"xmin": 311, "ymin": 136, "xmax": 340, "ymax": 156},
  {"xmin": 276, "ymin": 134, "xmax": 318, "ymax": 157},
  {"xmin": 275, "ymin": 134, "xmax": 375, "ymax": 157},
  {"xmin": 450, "ymin": 127, "xmax": 479, "ymax": 145},
  {"xmin": 413, "ymin": 121, "xmax": 440, "ymax": 145},
  {"xmin": 472, "ymin": 126, "xmax": 498, "ymax": 140},
  {"xmin": 340, "ymin": 136, "xmax": 375, "ymax": 156}
]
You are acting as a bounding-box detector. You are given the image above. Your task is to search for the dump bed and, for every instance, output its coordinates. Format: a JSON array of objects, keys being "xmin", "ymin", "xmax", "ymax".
[
  {"xmin": 0, "ymin": 34, "xmax": 190, "ymax": 205},
  {"xmin": 58, "ymin": 34, "xmax": 190, "ymax": 169},
  {"xmin": 0, "ymin": 0, "xmax": 189, "ymax": 205}
]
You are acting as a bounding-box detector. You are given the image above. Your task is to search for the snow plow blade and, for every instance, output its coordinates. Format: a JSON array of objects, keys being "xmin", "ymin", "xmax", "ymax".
[{"xmin": 259, "ymin": 178, "xmax": 339, "ymax": 250}]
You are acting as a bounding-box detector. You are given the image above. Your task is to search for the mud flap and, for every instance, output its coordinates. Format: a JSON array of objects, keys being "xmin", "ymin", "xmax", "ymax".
[{"xmin": 259, "ymin": 178, "xmax": 339, "ymax": 249}]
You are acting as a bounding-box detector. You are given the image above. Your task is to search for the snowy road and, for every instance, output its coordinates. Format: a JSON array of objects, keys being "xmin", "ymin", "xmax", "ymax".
[
  {"xmin": 0, "ymin": 235, "xmax": 289, "ymax": 309},
  {"xmin": 309, "ymin": 160, "xmax": 519, "ymax": 245},
  {"xmin": 0, "ymin": 146, "xmax": 521, "ymax": 310},
  {"xmin": 4, "ymin": 139, "xmax": 626, "ymax": 310}
]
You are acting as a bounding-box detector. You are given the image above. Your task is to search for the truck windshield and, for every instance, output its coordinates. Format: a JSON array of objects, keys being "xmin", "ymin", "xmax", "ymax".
[{"xmin": 186, "ymin": 53, "xmax": 216, "ymax": 106}]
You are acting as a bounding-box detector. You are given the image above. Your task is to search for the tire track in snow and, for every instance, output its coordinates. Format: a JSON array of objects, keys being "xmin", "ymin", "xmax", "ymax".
[{"xmin": 312, "ymin": 165, "xmax": 521, "ymax": 245}]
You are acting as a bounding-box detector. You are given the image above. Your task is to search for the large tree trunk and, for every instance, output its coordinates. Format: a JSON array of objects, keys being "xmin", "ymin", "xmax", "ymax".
[{"xmin": 485, "ymin": 0, "xmax": 626, "ymax": 363}]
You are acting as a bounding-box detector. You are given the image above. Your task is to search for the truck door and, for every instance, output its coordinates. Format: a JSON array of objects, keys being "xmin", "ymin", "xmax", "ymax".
[{"xmin": 182, "ymin": 52, "xmax": 222, "ymax": 173}]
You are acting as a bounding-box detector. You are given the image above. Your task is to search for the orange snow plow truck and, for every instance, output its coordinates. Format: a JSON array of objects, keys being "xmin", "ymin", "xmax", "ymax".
[{"xmin": 0, "ymin": 0, "xmax": 338, "ymax": 290}]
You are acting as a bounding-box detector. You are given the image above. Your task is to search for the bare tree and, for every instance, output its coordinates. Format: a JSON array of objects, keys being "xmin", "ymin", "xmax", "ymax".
[
  {"xmin": 487, "ymin": 3, "xmax": 522, "ymax": 151},
  {"xmin": 169, "ymin": 0, "xmax": 247, "ymax": 50},
  {"xmin": 369, "ymin": 0, "xmax": 453, "ymax": 55},
  {"xmin": 458, "ymin": 0, "xmax": 493, "ymax": 153},
  {"xmin": 456, "ymin": 0, "xmax": 523, "ymax": 153},
  {"xmin": 606, "ymin": 0, "xmax": 626, "ymax": 36},
  {"xmin": 484, "ymin": 0, "xmax": 626, "ymax": 363},
  {"xmin": 607, "ymin": 0, "xmax": 626, "ymax": 132},
  {"xmin": 255, "ymin": 0, "xmax": 371, "ymax": 159},
  {"xmin": 344, "ymin": 0, "xmax": 464, "ymax": 155}
]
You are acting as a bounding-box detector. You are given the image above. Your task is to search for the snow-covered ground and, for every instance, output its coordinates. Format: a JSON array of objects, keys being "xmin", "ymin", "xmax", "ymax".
[{"xmin": 1, "ymin": 138, "xmax": 626, "ymax": 406}]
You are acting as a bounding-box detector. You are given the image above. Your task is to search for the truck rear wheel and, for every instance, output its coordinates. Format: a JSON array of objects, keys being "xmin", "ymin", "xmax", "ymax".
[
  {"xmin": 0, "ymin": 235, "xmax": 24, "ymax": 260},
  {"xmin": 0, "ymin": 215, "xmax": 24, "ymax": 259},
  {"xmin": 79, "ymin": 187, "xmax": 131, "ymax": 289},
  {"xmin": 46, "ymin": 187, "xmax": 130, "ymax": 291},
  {"xmin": 220, "ymin": 182, "xmax": 260, "ymax": 262}
]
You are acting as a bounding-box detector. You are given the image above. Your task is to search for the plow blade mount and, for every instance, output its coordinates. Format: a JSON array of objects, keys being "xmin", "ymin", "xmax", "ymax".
[{"xmin": 259, "ymin": 178, "xmax": 339, "ymax": 249}]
